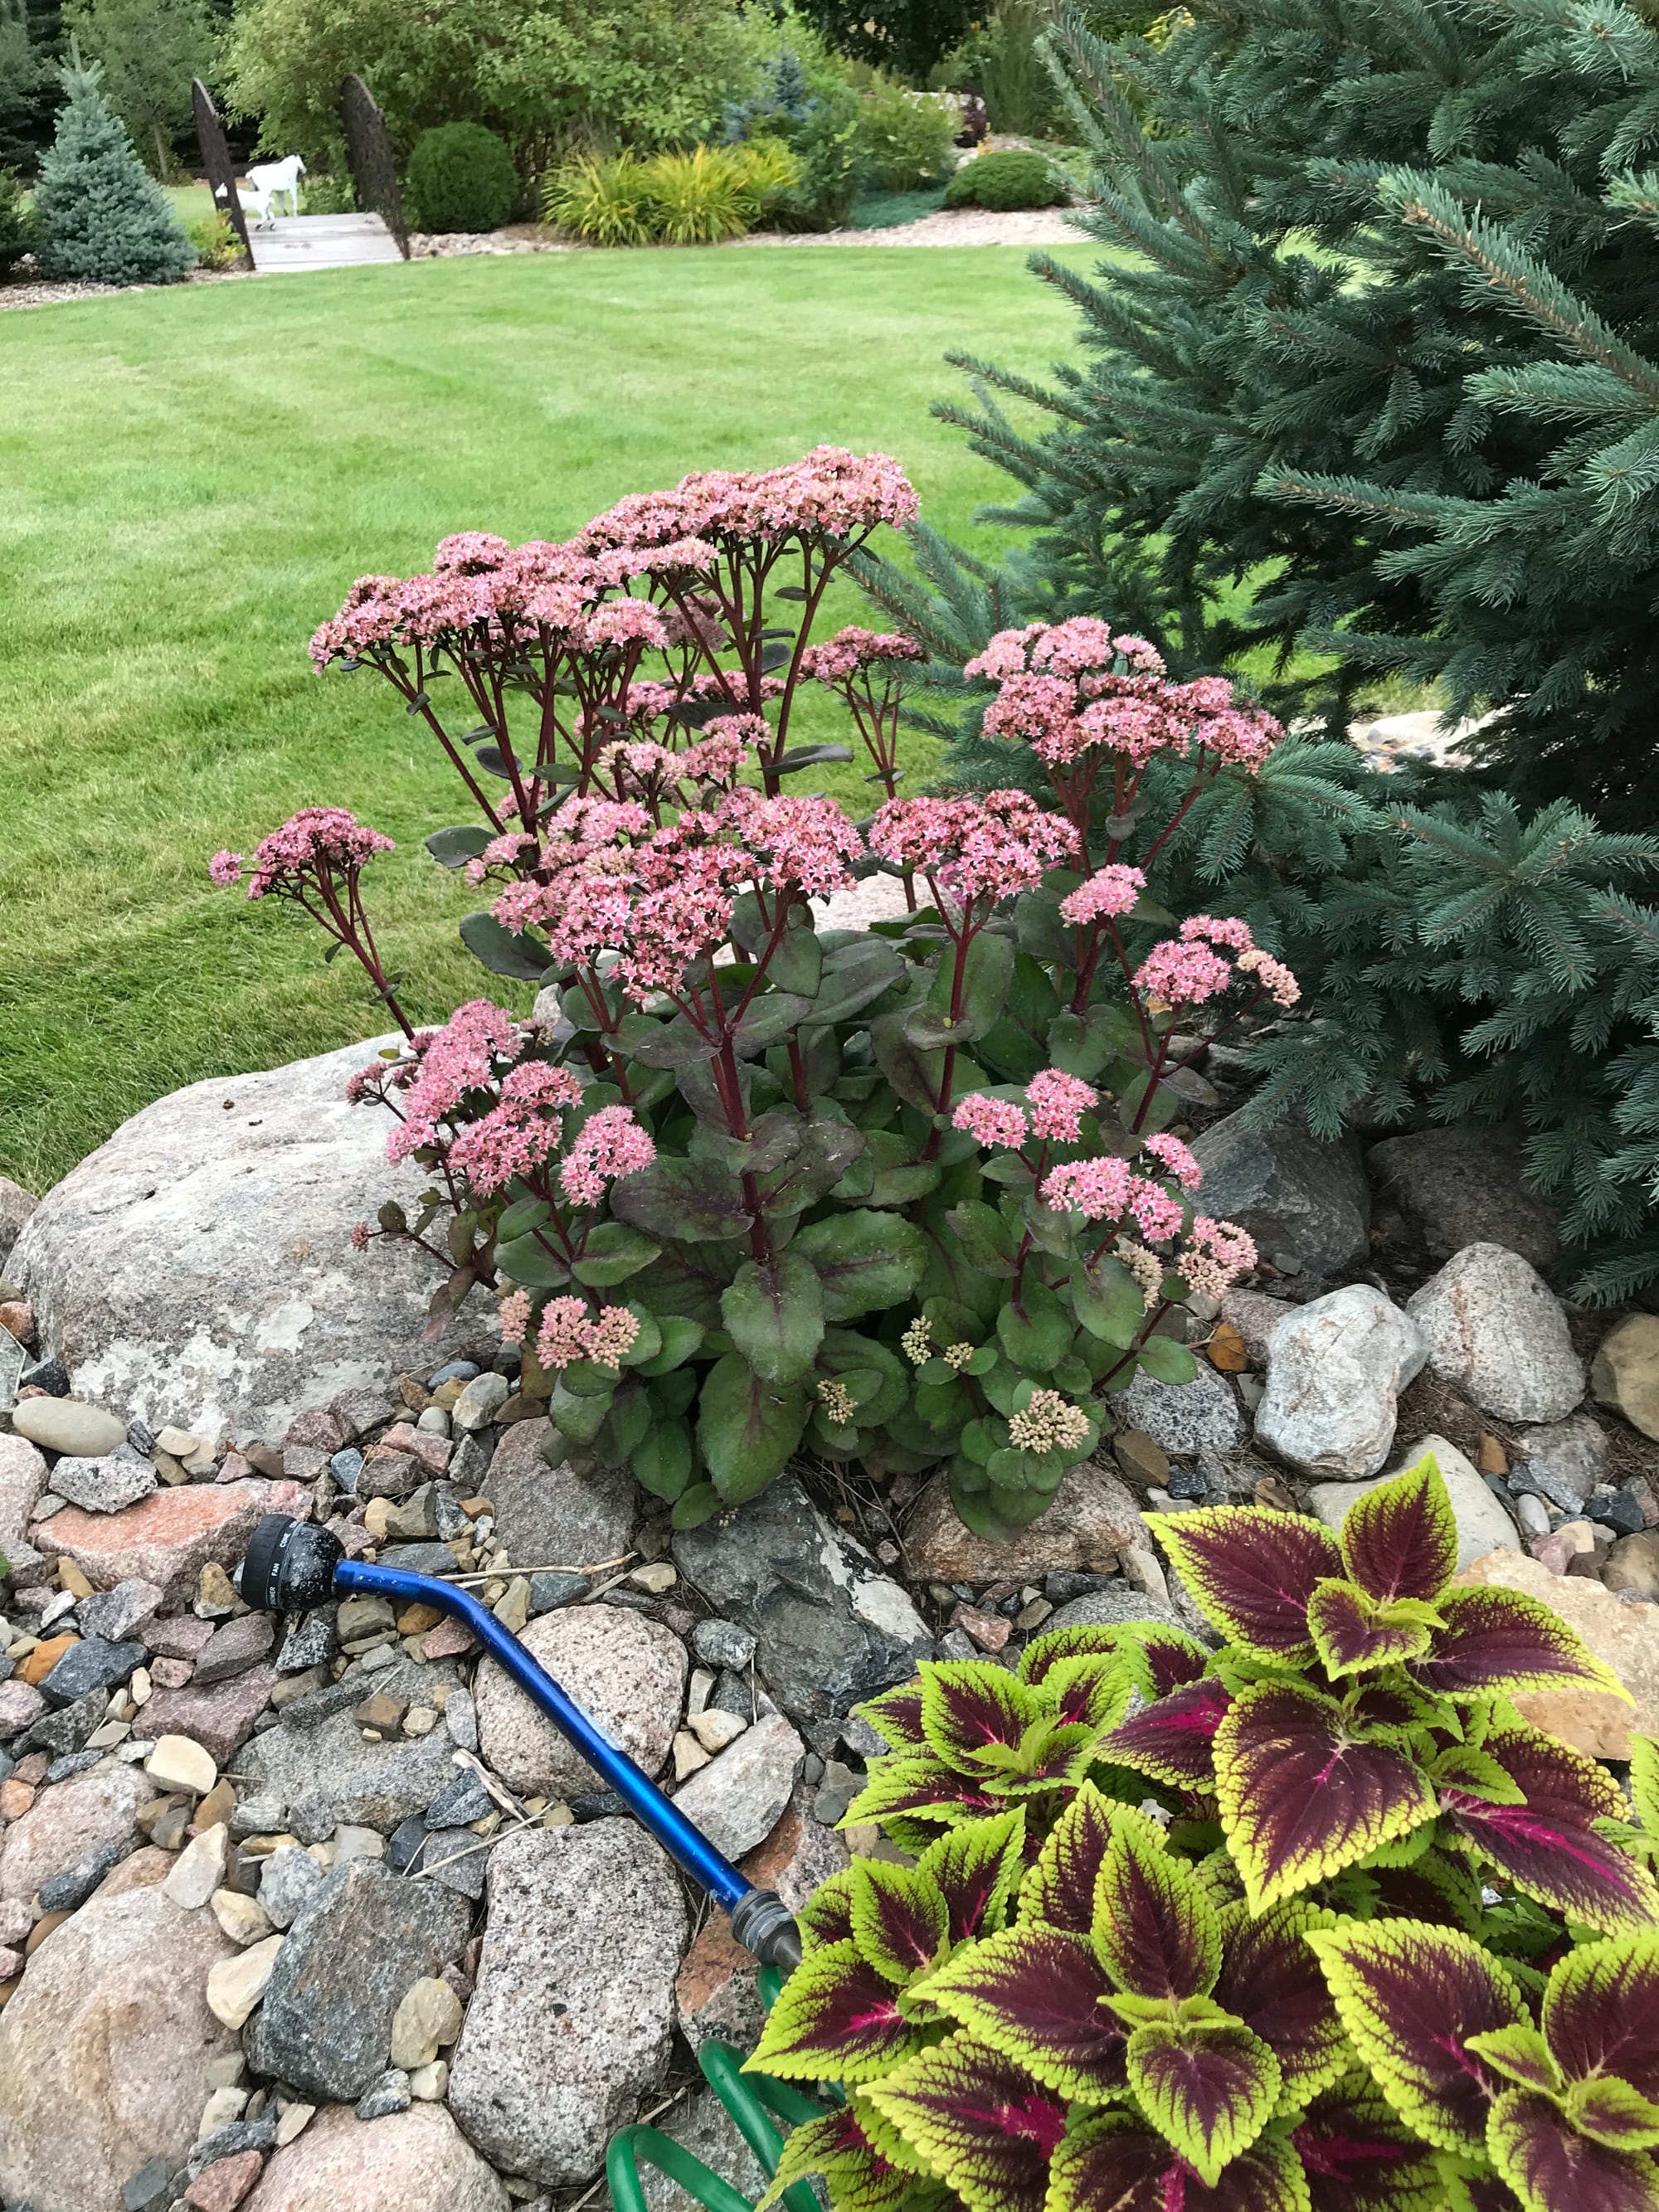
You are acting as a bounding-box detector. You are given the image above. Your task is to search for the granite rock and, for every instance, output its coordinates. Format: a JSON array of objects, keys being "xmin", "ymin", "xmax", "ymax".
[
  {"xmin": 49, "ymin": 1453, "xmax": 158, "ymax": 1514},
  {"xmin": 1406, "ymin": 1244, "xmax": 1583, "ymax": 1423},
  {"xmin": 476, "ymin": 1606, "xmax": 686, "ymax": 1798},
  {"xmin": 0, "ymin": 1758, "xmax": 153, "ymax": 1901},
  {"xmin": 1367, "ymin": 1127, "xmax": 1560, "ymax": 1271},
  {"xmin": 902, "ymin": 1456, "xmax": 1143, "ymax": 1581},
  {"xmin": 669, "ymin": 1712, "xmax": 804, "ymax": 1860},
  {"xmin": 242, "ymin": 2101, "xmax": 508, "ymax": 2212},
  {"xmin": 484, "ymin": 1419, "xmax": 638, "ymax": 1569},
  {"xmin": 1108, "ymin": 1363, "xmax": 1245, "ymax": 1458},
  {"xmin": 1189, "ymin": 1110, "xmax": 1370, "ymax": 1276},
  {"xmin": 0, "ymin": 1433, "xmax": 48, "ymax": 1563},
  {"xmin": 1254, "ymin": 1285, "xmax": 1427, "ymax": 1480},
  {"xmin": 34, "ymin": 1480, "xmax": 288, "ymax": 1605},
  {"xmin": 1591, "ymin": 1314, "xmax": 1659, "ymax": 1442}
]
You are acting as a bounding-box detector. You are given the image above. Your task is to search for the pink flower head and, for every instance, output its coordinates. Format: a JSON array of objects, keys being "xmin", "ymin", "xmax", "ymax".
[
  {"xmin": 1182, "ymin": 915, "xmax": 1253, "ymax": 951},
  {"xmin": 869, "ymin": 790, "xmax": 1077, "ymax": 909},
  {"xmin": 536, "ymin": 1296, "xmax": 595, "ymax": 1370},
  {"xmin": 723, "ymin": 790, "xmax": 863, "ymax": 898},
  {"xmin": 386, "ymin": 999, "xmax": 523, "ymax": 1163},
  {"xmin": 952, "ymin": 1093, "xmax": 1029, "ymax": 1149},
  {"xmin": 1041, "ymin": 1155, "xmax": 1131, "ymax": 1223},
  {"xmin": 241, "ymin": 809, "xmax": 395, "ymax": 901},
  {"xmin": 1134, "ymin": 938, "xmax": 1233, "ymax": 1009},
  {"xmin": 580, "ymin": 448, "xmax": 917, "ymax": 555},
  {"xmin": 1059, "ymin": 865, "xmax": 1146, "ymax": 928},
  {"xmin": 349, "ymin": 1220, "xmax": 371, "ymax": 1252},
  {"xmin": 1237, "ymin": 946, "xmax": 1301, "ymax": 1008},
  {"xmin": 801, "ymin": 628, "xmax": 926, "ymax": 684},
  {"xmin": 309, "ymin": 573, "xmax": 404, "ymax": 669},
  {"xmin": 1125, "ymin": 1178, "xmax": 1185, "ymax": 1242},
  {"xmin": 1025, "ymin": 1069, "xmax": 1097, "ymax": 1144},
  {"xmin": 962, "ymin": 625, "xmax": 1047, "ymax": 683},
  {"xmin": 1143, "ymin": 1131, "xmax": 1202, "ymax": 1191},
  {"xmin": 434, "ymin": 531, "xmax": 512, "ymax": 576},
  {"xmin": 496, "ymin": 1290, "xmax": 533, "ymax": 1344},
  {"xmin": 586, "ymin": 1305, "xmax": 641, "ymax": 1369},
  {"xmin": 1183, "ymin": 1216, "xmax": 1258, "ymax": 1298},
  {"xmin": 209, "ymin": 849, "xmax": 243, "ymax": 887},
  {"xmin": 561, "ymin": 1105, "xmax": 655, "ymax": 1205}
]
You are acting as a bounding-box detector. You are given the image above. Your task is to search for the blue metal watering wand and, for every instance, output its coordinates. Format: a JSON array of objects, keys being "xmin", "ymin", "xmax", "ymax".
[{"xmin": 234, "ymin": 1514, "xmax": 802, "ymax": 1970}]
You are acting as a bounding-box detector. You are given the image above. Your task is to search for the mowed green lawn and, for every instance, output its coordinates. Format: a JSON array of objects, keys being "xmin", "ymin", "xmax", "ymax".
[{"xmin": 0, "ymin": 243, "xmax": 1097, "ymax": 1191}]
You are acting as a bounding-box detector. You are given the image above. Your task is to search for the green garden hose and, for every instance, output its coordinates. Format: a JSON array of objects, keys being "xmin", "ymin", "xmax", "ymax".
[{"xmin": 606, "ymin": 1969, "xmax": 826, "ymax": 2212}]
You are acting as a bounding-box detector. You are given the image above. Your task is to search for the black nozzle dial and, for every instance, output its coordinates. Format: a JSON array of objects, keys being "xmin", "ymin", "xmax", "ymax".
[{"xmin": 236, "ymin": 1514, "xmax": 344, "ymax": 1612}]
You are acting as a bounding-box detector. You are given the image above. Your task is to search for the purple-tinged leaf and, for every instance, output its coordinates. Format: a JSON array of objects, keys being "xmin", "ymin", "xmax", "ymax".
[
  {"xmin": 842, "ymin": 1754, "xmax": 1006, "ymax": 1832},
  {"xmin": 1461, "ymin": 2024, "xmax": 1563, "ymax": 2096},
  {"xmin": 1039, "ymin": 1654, "xmax": 1134, "ymax": 1731},
  {"xmin": 854, "ymin": 1682, "xmax": 927, "ymax": 1752},
  {"xmin": 917, "ymin": 1811, "xmax": 1026, "ymax": 1948},
  {"xmin": 799, "ymin": 1867, "xmax": 857, "ymax": 1952},
  {"xmin": 863, "ymin": 2032, "xmax": 1068, "ymax": 2212},
  {"xmin": 1365, "ymin": 1850, "xmax": 1488, "ymax": 1932},
  {"xmin": 1099, "ymin": 1676, "xmax": 1233, "ymax": 1791},
  {"xmin": 1350, "ymin": 1679, "xmax": 1438, "ymax": 1732},
  {"xmin": 1340, "ymin": 1453, "xmax": 1458, "ymax": 1606},
  {"xmin": 1126, "ymin": 1623, "xmax": 1214, "ymax": 1699},
  {"xmin": 1631, "ymin": 1734, "xmax": 1659, "ymax": 1836},
  {"xmin": 1048, "ymin": 2108, "xmax": 1309, "ymax": 2212},
  {"xmin": 1092, "ymin": 1821, "xmax": 1221, "ymax": 2001},
  {"xmin": 1569, "ymin": 2078, "xmax": 1659, "ymax": 2153},
  {"xmin": 849, "ymin": 1859, "xmax": 949, "ymax": 1987},
  {"xmin": 1487, "ymin": 2088, "xmax": 1659, "ymax": 2212},
  {"xmin": 757, "ymin": 2106, "xmax": 914, "ymax": 2212},
  {"xmin": 746, "ymin": 1938, "xmax": 928, "ymax": 2083},
  {"xmin": 1292, "ymin": 2077, "xmax": 1447, "ymax": 2212},
  {"xmin": 1308, "ymin": 1577, "xmax": 1438, "ymax": 1677},
  {"xmin": 1306, "ymin": 1918, "xmax": 1526, "ymax": 2156},
  {"xmin": 1444, "ymin": 1727, "xmax": 1659, "ymax": 1934},
  {"xmin": 1126, "ymin": 2015, "xmax": 1281, "ymax": 2187},
  {"xmin": 1413, "ymin": 1587, "xmax": 1634, "ymax": 1701},
  {"xmin": 916, "ymin": 1925, "xmax": 1127, "ymax": 2102},
  {"xmin": 1543, "ymin": 1932, "xmax": 1659, "ymax": 2105},
  {"xmin": 920, "ymin": 1663, "xmax": 1045, "ymax": 1772},
  {"xmin": 1214, "ymin": 1682, "xmax": 1439, "ymax": 1909},
  {"xmin": 1215, "ymin": 1899, "xmax": 1346, "ymax": 2104},
  {"xmin": 1016, "ymin": 1624, "xmax": 1122, "ymax": 1685},
  {"xmin": 1153, "ymin": 1506, "xmax": 1341, "ymax": 1656},
  {"xmin": 1016, "ymin": 1781, "xmax": 1120, "ymax": 1934}
]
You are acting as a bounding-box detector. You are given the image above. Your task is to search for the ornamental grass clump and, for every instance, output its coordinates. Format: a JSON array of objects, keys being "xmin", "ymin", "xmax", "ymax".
[
  {"xmin": 216, "ymin": 448, "xmax": 1292, "ymax": 1534},
  {"xmin": 747, "ymin": 1455, "xmax": 1659, "ymax": 2212}
]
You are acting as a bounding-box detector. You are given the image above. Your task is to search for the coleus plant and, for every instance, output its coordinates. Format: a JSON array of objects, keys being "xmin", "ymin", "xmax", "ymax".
[
  {"xmin": 213, "ymin": 450, "xmax": 1297, "ymax": 1534},
  {"xmin": 745, "ymin": 1456, "xmax": 1659, "ymax": 2211}
]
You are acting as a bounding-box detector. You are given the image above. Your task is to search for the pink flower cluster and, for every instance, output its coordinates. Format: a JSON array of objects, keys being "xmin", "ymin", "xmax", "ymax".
[
  {"xmin": 1184, "ymin": 1218, "xmax": 1258, "ymax": 1300},
  {"xmin": 535, "ymin": 1296, "xmax": 641, "ymax": 1372},
  {"xmin": 380, "ymin": 1000, "xmax": 526, "ymax": 1164},
  {"xmin": 966, "ymin": 620, "xmax": 1281, "ymax": 773},
  {"xmin": 210, "ymin": 809, "xmax": 394, "ymax": 900},
  {"xmin": 579, "ymin": 448, "xmax": 917, "ymax": 557},
  {"xmin": 1059, "ymin": 864, "xmax": 1146, "ymax": 928},
  {"xmin": 951, "ymin": 1069, "xmax": 1099, "ymax": 1150},
  {"xmin": 869, "ymin": 790, "xmax": 1078, "ymax": 908},
  {"xmin": 800, "ymin": 628, "xmax": 926, "ymax": 684},
  {"xmin": 1043, "ymin": 1156, "xmax": 1185, "ymax": 1242},
  {"xmin": 561, "ymin": 1105, "xmax": 656, "ymax": 1205},
  {"xmin": 446, "ymin": 1062, "xmax": 586, "ymax": 1196},
  {"xmin": 1142, "ymin": 1131, "xmax": 1201, "ymax": 1190},
  {"xmin": 1136, "ymin": 917, "xmax": 1301, "ymax": 1009}
]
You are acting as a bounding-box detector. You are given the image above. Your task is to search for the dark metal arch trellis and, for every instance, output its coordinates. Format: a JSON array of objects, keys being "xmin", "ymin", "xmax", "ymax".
[
  {"xmin": 339, "ymin": 74, "xmax": 411, "ymax": 260},
  {"xmin": 192, "ymin": 80, "xmax": 254, "ymax": 272}
]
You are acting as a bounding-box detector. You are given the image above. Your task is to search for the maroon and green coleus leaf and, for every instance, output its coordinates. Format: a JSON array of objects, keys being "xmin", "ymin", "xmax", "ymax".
[
  {"xmin": 854, "ymin": 1682, "xmax": 927, "ymax": 1753},
  {"xmin": 840, "ymin": 1754, "xmax": 1006, "ymax": 1832},
  {"xmin": 1292, "ymin": 2076, "xmax": 1449, "ymax": 2212},
  {"xmin": 861, "ymin": 2032, "xmax": 1068, "ymax": 2212},
  {"xmin": 1034, "ymin": 1653, "xmax": 1136, "ymax": 1731},
  {"xmin": 1091, "ymin": 1818, "xmax": 1223, "ymax": 2001},
  {"xmin": 746, "ymin": 1937, "xmax": 931, "ymax": 2084},
  {"xmin": 1541, "ymin": 1931, "xmax": 1659, "ymax": 2114},
  {"xmin": 756, "ymin": 2105, "xmax": 921, "ymax": 2212},
  {"xmin": 1486, "ymin": 2088, "xmax": 1659, "ymax": 2212},
  {"xmin": 912, "ymin": 1923, "xmax": 1128, "ymax": 2102},
  {"xmin": 1340, "ymin": 1453, "xmax": 1459, "ymax": 1607},
  {"xmin": 1048, "ymin": 2108, "xmax": 1311, "ymax": 2212},
  {"xmin": 917, "ymin": 1811, "xmax": 1026, "ymax": 1948},
  {"xmin": 1098, "ymin": 1675, "xmax": 1235, "ymax": 1791},
  {"xmin": 1307, "ymin": 1578, "xmax": 1443, "ymax": 1678},
  {"xmin": 919, "ymin": 1663, "xmax": 1049, "ymax": 1775},
  {"xmin": 1441, "ymin": 1725, "xmax": 1659, "ymax": 1934},
  {"xmin": 1214, "ymin": 1899, "xmax": 1348, "ymax": 2107},
  {"xmin": 798, "ymin": 1866, "xmax": 857, "ymax": 1953},
  {"xmin": 1214, "ymin": 1680, "xmax": 1439, "ymax": 1910},
  {"xmin": 850, "ymin": 1859, "xmax": 950, "ymax": 1988},
  {"xmin": 1630, "ymin": 1734, "xmax": 1659, "ymax": 1840},
  {"xmin": 1412, "ymin": 1586, "xmax": 1634, "ymax": 1702},
  {"xmin": 1124, "ymin": 2010, "xmax": 1283, "ymax": 2186},
  {"xmin": 1306, "ymin": 1918, "xmax": 1527, "ymax": 2157},
  {"xmin": 1017, "ymin": 1779, "xmax": 1125, "ymax": 1934},
  {"xmin": 1153, "ymin": 1505, "xmax": 1343, "ymax": 1659}
]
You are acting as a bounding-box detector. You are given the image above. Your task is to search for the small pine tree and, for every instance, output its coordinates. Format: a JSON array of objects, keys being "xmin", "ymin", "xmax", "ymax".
[{"xmin": 33, "ymin": 47, "xmax": 194, "ymax": 281}]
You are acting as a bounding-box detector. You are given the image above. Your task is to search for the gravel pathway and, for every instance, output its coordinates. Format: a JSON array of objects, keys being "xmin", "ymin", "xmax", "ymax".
[{"xmin": 739, "ymin": 206, "xmax": 1087, "ymax": 248}]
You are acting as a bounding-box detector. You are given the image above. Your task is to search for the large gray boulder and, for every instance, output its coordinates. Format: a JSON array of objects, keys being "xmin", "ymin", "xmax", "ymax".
[
  {"xmin": 1367, "ymin": 1127, "xmax": 1559, "ymax": 1270},
  {"xmin": 1405, "ymin": 1243, "xmax": 1583, "ymax": 1423},
  {"xmin": 1253, "ymin": 1284, "xmax": 1428, "ymax": 1480},
  {"xmin": 11, "ymin": 1034, "xmax": 467, "ymax": 1441},
  {"xmin": 1189, "ymin": 1110, "xmax": 1370, "ymax": 1277}
]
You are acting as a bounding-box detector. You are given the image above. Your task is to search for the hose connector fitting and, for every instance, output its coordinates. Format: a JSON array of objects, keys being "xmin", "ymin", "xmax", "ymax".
[{"xmin": 729, "ymin": 1886, "xmax": 802, "ymax": 1972}]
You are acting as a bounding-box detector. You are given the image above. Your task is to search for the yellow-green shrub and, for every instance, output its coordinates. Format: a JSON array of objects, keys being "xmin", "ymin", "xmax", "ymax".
[{"xmin": 542, "ymin": 138, "xmax": 800, "ymax": 246}]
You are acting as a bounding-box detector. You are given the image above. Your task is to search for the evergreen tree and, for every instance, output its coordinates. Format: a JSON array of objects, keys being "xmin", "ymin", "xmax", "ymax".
[
  {"xmin": 34, "ymin": 47, "xmax": 193, "ymax": 280},
  {"xmin": 0, "ymin": 0, "xmax": 62, "ymax": 171},
  {"xmin": 937, "ymin": 0, "xmax": 1659, "ymax": 820}
]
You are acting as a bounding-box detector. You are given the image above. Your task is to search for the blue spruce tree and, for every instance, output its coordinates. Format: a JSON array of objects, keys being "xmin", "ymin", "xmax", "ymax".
[{"xmin": 34, "ymin": 46, "xmax": 193, "ymax": 282}]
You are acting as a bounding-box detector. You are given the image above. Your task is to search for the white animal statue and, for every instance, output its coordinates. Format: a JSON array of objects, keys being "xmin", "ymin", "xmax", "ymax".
[{"xmin": 244, "ymin": 153, "xmax": 307, "ymax": 221}]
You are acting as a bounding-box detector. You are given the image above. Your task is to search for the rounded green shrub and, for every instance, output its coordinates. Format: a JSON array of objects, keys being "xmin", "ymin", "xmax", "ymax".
[
  {"xmin": 0, "ymin": 168, "xmax": 36, "ymax": 274},
  {"xmin": 943, "ymin": 144, "xmax": 1069, "ymax": 208},
  {"xmin": 406, "ymin": 121, "xmax": 518, "ymax": 236}
]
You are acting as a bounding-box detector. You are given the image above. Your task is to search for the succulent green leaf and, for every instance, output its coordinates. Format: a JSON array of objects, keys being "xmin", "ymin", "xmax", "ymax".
[
  {"xmin": 695, "ymin": 1354, "xmax": 808, "ymax": 1503},
  {"xmin": 458, "ymin": 910, "xmax": 553, "ymax": 980},
  {"xmin": 792, "ymin": 1210, "xmax": 927, "ymax": 1320},
  {"xmin": 494, "ymin": 1232, "xmax": 573, "ymax": 1290},
  {"xmin": 995, "ymin": 1281, "xmax": 1073, "ymax": 1373},
  {"xmin": 611, "ymin": 1156, "xmax": 752, "ymax": 1242},
  {"xmin": 1070, "ymin": 1252, "xmax": 1147, "ymax": 1347},
  {"xmin": 719, "ymin": 1249, "xmax": 825, "ymax": 1384},
  {"xmin": 926, "ymin": 929, "xmax": 1014, "ymax": 1043},
  {"xmin": 629, "ymin": 1421, "xmax": 692, "ymax": 1501},
  {"xmin": 570, "ymin": 1220, "xmax": 661, "ymax": 1287},
  {"xmin": 1136, "ymin": 1333, "xmax": 1199, "ymax": 1385},
  {"xmin": 632, "ymin": 1315, "xmax": 705, "ymax": 1374}
]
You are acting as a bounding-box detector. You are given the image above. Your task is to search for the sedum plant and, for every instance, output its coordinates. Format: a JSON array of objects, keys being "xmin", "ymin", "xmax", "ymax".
[
  {"xmin": 747, "ymin": 1456, "xmax": 1659, "ymax": 2210},
  {"xmin": 214, "ymin": 449, "xmax": 1291, "ymax": 1534}
]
